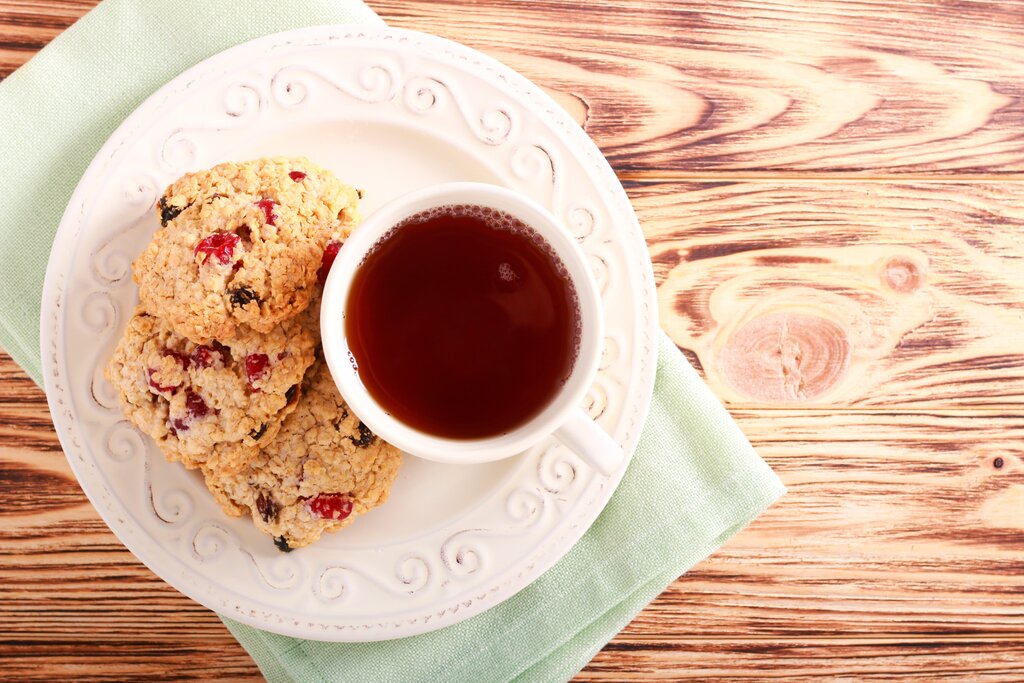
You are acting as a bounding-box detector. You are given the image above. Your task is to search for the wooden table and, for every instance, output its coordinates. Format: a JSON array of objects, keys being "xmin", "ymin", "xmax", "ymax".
[{"xmin": 2, "ymin": 0, "xmax": 1022, "ymax": 679}]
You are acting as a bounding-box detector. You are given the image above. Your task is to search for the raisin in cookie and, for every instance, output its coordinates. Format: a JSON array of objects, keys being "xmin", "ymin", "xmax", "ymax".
[
  {"xmin": 202, "ymin": 360, "xmax": 402, "ymax": 551},
  {"xmin": 133, "ymin": 157, "xmax": 359, "ymax": 342},
  {"xmin": 105, "ymin": 308, "xmax": 316, "ymax": 473}
]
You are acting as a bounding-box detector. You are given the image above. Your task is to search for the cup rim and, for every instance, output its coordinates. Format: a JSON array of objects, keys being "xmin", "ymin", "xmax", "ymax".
[{"xmin": 320, "ymin": 182, "xmax": 605, "ymax": 464}]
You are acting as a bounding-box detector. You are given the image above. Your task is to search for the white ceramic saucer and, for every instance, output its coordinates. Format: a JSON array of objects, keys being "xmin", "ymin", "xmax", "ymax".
[{"xmin": 41, "ymin": 25, "xmax": 657, "ymax": 641}]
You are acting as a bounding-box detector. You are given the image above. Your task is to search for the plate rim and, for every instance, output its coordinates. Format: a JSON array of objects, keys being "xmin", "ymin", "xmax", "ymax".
[{"xmin": 40, "ymin": 24, "xmax": 659, "ymax": 641}]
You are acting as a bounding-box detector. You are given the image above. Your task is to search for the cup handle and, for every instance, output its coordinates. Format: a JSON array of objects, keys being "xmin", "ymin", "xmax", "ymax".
[{"xmin": 554, "ymin": 408, "xmax": 624, "ymax": 475}]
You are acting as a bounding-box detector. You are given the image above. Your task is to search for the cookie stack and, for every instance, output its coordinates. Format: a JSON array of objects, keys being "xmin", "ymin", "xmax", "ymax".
[{"xmin": 106, "ymin": 158, "xmax": 402, "ymax": 551}]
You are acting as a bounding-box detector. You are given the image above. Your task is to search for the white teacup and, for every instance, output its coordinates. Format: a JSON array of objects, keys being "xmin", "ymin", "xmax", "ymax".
[{"xmin": 320, "ymin": 182, "xmax": 623, "ymax": 474}]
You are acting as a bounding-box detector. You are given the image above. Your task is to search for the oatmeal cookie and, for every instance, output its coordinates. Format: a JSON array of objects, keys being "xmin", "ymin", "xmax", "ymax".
[
  {"xmin": 133, "ymin": 157, "xmax": 359, "ymax": 342},
  {"xmin": 105, "ymin": 308, "xmax": 316, "ymax": 473},
  {"xmin": 202, "ymin": 360, "xmax": 403, "ymax": 550}
]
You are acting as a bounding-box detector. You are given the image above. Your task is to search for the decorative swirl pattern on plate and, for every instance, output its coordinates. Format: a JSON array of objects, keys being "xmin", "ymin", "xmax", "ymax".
[
  {"xmin": 506, "ymin": 487, "xmax": 545, "ymax": 524},
  {"xmin": 223, "ymin": 82, "xmax": 264, "ymax": 119},
  {"xmin": 92, "ymin": 216, "xmax": 151, "ymax": 285},
  {"xmin": 145, "ymin": 454, "xmax": 194, "ymax": 526},
  {"xmin": 158, "ymin": 82, "xmax": 269, "ymax": 173},
  {"xmin": 192, "ymin": 522, "xmax": 233, "ymax": 562},
  {"xmin": 123, "ymin": 173, "xmax": 159, "ymax": 210},
  {"xmin": 315, "ymin": 566, "xmax": 350, "ymax": 602},
  {"xmin": 587, "ymin": 252, "xmax": 611, "ymax": 296},
  {"xmin": 104, "ymin": 420, "xmax": 145, "ymax": 463},
  {"xmin": 537, "ymin": 444, "xmax": 580, "ymax": 495},
  {"xmin": 395, "ymin": 553, "xmax": 432, "ymax": 593},
  {"xmin": 511, "ymin": 144, "xmax": 559, "ymax": 209},
  {"xmin": 403, "ymin": 75, "xmax": 513, "ymax": 145},
  {"xmin": 599, "ymin": 335, "xmax": 620, "ymax": 371},
  {"xmin": 439, "ymin": 530, "xmax": 484, "ymax": 578},
  {"xmin": 88, "ymin": 309, "xmax": 121, "ymax": 414},
  {"xmin": 479, "ymin": 107, "xmax": 514, "ymax": 145},
  {"xmin": 583, "ymin": 380, "xmax": 610, "ymax": 422},
  {"xmin": 158, "ymin": 82, "xmax": 264, "ymax": 175},
  {"xmin": 80, "ymin": 291, "xmax": 117, "ymax": 334},
  {"xmin": 159, "ymin": 128, "xmax": 198, "ymax": 174},
  {"xmin": 271, "ymin": 63, "xmax": 398, "ymax": 108},
  {"xmin": 89, "ymin": 366, "xmax": 120, "ymax": 411},
  {"xmin": 316, "ymin": 553, "xmax": 431, "ymax": 602},
  {"xmin": 567, "ymin": 206, "xmax": 596, "ymax": 240},
  {"xmin": 440, "ymin": 487, "xmax": 548, "ymax": 579},
  {"xmin": 240, "ymin": 549, "xmax": 302, "ymax": 591}
]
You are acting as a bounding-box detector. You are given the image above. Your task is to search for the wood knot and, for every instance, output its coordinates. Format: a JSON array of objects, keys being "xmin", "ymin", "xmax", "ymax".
[
  {"xmin": 882, "ymin": 257, "xmax": 923, "ymax": 293},
  {"xmin": 718, "ymin": 312, "xmax": 851, "ymax": 403}
]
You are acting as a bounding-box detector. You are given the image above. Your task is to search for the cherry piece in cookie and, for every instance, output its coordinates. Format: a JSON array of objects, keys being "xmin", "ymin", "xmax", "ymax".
[
  {"xmin": 289, "ymin": 171, "xmax": 307, "ymax": 182},
  {"xmin": 192, "ymin": 346, "xmax": 215, "ymax": 368},
  {"xmin": 317, "ymin": 241, "xmax": 342, "ymax": 286},
  {"xmin": 307, "ymin": 493, "xmax": 353, "ymax": 521},
  {"xmin": 194, "ymin": 232, "xmax": 241, "ymax": 266},
  {"xmin": 147, "ymin": 368, "xmax": 180, "ymax": 394},
  {"xmin": 191, "ymin": 341, "xmax": 230, "ymax": 369},
  {"xmin": 255, "ymin": 198, "xmax": 278, "ymax": 226},
  {"xmin": 245, "ymin": 353, "xmax": 270, "ymax": 388},
  {"xmin": 169, "ymin": 391, "xmax": 209, "ymax": 435},
  {"xmin": 193, "ymin": 342, "xmax": 224, "ymax": 368},
  {"xmin": 185, "ymin": 390, "xmax": 209, "ymax": 420}
]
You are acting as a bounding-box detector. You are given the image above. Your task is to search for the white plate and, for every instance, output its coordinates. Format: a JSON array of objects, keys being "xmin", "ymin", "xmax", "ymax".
[{"xmin": 41, "ymin": 25, "xmax": 657, "ymax": 642}]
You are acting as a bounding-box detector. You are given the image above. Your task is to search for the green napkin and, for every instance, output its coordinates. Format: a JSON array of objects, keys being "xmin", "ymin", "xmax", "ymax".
[{"xmin": 0, "ymin": 1, "xmax": 784, "ymax": 681}]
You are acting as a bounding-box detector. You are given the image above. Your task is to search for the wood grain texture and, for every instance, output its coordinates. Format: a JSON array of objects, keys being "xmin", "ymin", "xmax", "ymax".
[
  {"xmin": 5, "ymin": 0, "xmax": 1024, "ymax": 174},
  {"xmin": 637, "ymin": 180, "xmax": 1024, "ymax": 409},
  {"xmin": 580, "ymin": 639, "xmax": 1024, "ymax": 681},
  {"xmin": 0, "ymin": 351, "xmax": 262, "ymax": 681},
  {"xmin": 371, "ymin": 0, "xmax": 1024, "ymax": 175},
  {"xmin": 630, "ymin": 410, "xmax": 1024, "ymax": 641},
  {"xmin": 2, "ymin": 0, "xmax": 1024, "ymax": 680}
]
